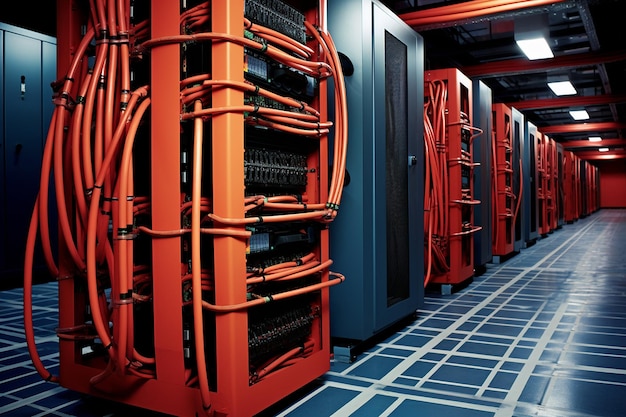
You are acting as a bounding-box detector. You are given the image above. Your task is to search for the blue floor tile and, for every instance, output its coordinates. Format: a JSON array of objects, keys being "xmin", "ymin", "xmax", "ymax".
[
  {"xmin": 389, "ymin": 398, "xmax": 495, "ymax": 417},
  {"xmin": 2, "ymin": 210, "xmax": 626, "ymax": 417}
]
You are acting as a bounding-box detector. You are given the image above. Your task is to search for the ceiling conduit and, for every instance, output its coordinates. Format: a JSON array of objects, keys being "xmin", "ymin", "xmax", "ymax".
[
  {"xmin": 507, "ymin": 94, "xmax": 626, "ymax": 111},
  {"xmin": 462, "ymin": 49, "xmax": 626, "ymax": 78},
  {"xmin": 399, "ymin": 0, "xmax": 567, "ymax": 28},
  {"xmin": 563, "ymin": 139, "xmax": 626, "ymax": 149},
  {"xmin": 540, "ymin": 121, "xmax": 626, "ymax": 134}
]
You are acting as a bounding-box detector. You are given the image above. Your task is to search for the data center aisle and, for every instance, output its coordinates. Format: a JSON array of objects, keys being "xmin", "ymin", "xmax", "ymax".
[
  {"xmin": 265, "ymin": 208, "xmax": 626, "ymax": 417},
  {"xmin": 1, "ymin": 209, "xmax": 625, "ymax": 417}
]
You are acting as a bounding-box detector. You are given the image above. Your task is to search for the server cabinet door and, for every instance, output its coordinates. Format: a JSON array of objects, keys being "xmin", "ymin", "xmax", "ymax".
[
  {"xmin": 3, "ymin": 31, "xmax": 44, "ymax": 271},
  {"xmin": 372, "ymin": 2, "xmax": 423, "ymax": 331},
  {"xmin": 0, "ymin": 30, "xmax": 5, "ymax": 272}
]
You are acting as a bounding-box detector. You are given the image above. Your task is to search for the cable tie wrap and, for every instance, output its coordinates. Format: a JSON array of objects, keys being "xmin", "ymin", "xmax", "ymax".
[
  {"xmin": 95, "ymin": 30, "xmax": 110, "ymax": 45},
  {"xmin": 111, "ymin": 33, "xmax": 130, "ymax": 45}
]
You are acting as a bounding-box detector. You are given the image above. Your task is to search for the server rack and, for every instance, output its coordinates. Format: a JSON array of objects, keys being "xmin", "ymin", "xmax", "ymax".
[
  {"xmin": 511, "ymin": 107, "xmax": 525, "ymax": 251},
  {"xmin": 328, "ymin": 0, "xmax": 424, "ymax": 360},
  {"xmin": 471, "ymin": 80, "xmax": 493, "ymax": 273},
  {"xmin": 24, "ymin": 1, "xmax": 349, "ymax": 415},
  {"xmin": 586, "ymin": 163, "xmax": 599, "ymax": 215},
  {"xmin": 546, "ymin": 137, "xmax": 558, "ymax": 232},
  {"xmin": 523, "ymin": 121, "xmax": 539, "ymax": 246},
  {"xmin": 563, "ymin": 150, "xmax": 578, "ymax": 223},
  {"xmin": 537, "ymin": 132, "xmax": 550, "ymax": 236},
  {"xmin": 491, "ymin": 103, "xmax": 515, "ymax": 262},
  {"xmin": 593, "ymin": 165, "xmax": 601, "ymax": 212},
  {"xmin": 556, "ymin": 142, "xmax": 565, "ymax": 228},
  {"xmin": 424, "ymin": 68, "xmax": 480, "ymax": 292}
]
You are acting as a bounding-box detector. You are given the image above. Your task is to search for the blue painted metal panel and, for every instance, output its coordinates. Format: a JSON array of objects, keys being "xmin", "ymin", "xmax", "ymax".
[
  {"xmin": 0, "ymin": 23, "xmax": 56, "ymax": 281},
  {"xmin": 512, "ymin": 107, "xmax": 525, "ymax": 252},
  {"xmin": 328, "ymin": 0, "xmax": 423, "ymax": 345},
  {"xmin": 471, "ymin": 80, "xmax": 493, "ymax": 270},
  {"xmin": 524, "ymin": 121, "xmax": 539, "ymax": 244},
  {"xmin": 4, "ymin": 30, "xmax": 43, "ymax": 272},
  {"xmin": 0, "ymin": 30, "xmax": 5, "ymax": 272}
]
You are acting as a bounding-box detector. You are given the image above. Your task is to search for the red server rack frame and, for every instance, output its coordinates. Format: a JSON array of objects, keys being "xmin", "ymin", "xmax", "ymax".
[
  {"xmin": 536, "ymin": 132, "xmax": 549, "ymax": 236},
  {"xmin": 547, "ymin": 137, "xmax": 558, "ymax": 231},
  {"xmin": 39, "ymin": 1, "xmax": 346, "ymax": 416},
  {"xmin": 424, "ymin": 68, "xmax": 480, "ymax": 288},
  {"xmin": 491, "ymin": 103, "xmax": 515, "ymax": 259},
  {"xmin": 562, "ymin": 150, "xmax": 579, "ymax": 223}
]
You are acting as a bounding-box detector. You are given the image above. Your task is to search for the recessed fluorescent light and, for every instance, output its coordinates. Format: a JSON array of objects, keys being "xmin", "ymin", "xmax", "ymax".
[
  {"xmin": 548, "ymin": 81, "xmax": 577, "ymax": 96},
  {"xmin": 569, "ymin": 110, "xmax": 589, "ymax": 120},
  {"xmin": 516, "ymin": 38, "xmax": 554, "ymax": 60},
  {"xmin": 598, "ymin": 147, "xmax": 609, "ymax": 152},
  {"xmin": 588, "ymin": 136, "xmax": 602, "ymax": 142}
]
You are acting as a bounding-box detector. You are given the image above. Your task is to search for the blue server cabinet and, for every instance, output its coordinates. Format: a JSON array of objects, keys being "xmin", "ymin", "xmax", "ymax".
[
  {"xmin": 471, "ymin": 80, "xmax": 493, "ymax": 273},
  {"xmin": 523, "ymin": 121, "xmax": 539, "ymax": 246},
  {"xmin": 511, "ymin": 107, "xmax": 525, "ymax": 252},
  {"xmin": 0, "ymin": 23, "xmax": 56, "ymax": 286},
  {"xmin": 328, "ymin": 0, "xmax": 424, "ymax": 360}
]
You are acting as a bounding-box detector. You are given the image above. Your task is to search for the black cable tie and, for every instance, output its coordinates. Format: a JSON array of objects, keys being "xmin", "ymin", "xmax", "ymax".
[
  {"xmin": 45, "ymin": 373, "xmax": 54, "ymax": 382},
  {"xmin": 65, "ymin": 76, "xmax": 74, "ymax": 82},
  {"xmin": 85, "ymin": 187, "xmax": 94, "ymax": 196},
  {"xmin": 112, "ymin": 33, "xmax": 130, "ymax": 45},
  {"xmin": 100, "ymin": 210, "xmax": 111, "ymax": 216},
  {"xmin": 267, "ymin": 294, "xmax": 273, "ymax": 302},
  {"xmin": 296, "ymin": 194, "xmax": 303, "ymax": 203},
  {"xmin": 252, "ymin": 105, "xmax": 260, "ymax": 114},
  {"xmin": 295, "ymin": 258, "xmax": 303, "ymax": 266},
  {"xmin": 93, "ymin": 184, "xmax": 103, "ymax": 189},
  {"xmin": 254, "ymin": 85, "xmax": 260, "ymax": 94},
  {"xmin": 104, "ymin": 342, "xmax": 113, "ymax": 350},
  {"xmin": 119, "ymin": 290, "xmax": 132, "ymax": 300},
  {"xmin": 261, "ymin": 274, "xmax": 266, "ymax": 282},
  {"xmin": 257, "ymin": 216, "xmax": 263, "ymax": 223},
  {"xmin": 118, "ymin": 227, "xmax": 128, "ymax": 235},
  {"xmin": 298, "ymin": 101, "xmax": 305, "ymax": 111},
  {"xmin": 302, "ymin": 203, "xmax": 307, "ymax": 210},
  {"xmin": 76, "ymin": 95, "xmax": 86, "ymax": 104},
  {"xmin": 259, "ymin": 41, "xmax": 268, "ymax": 53}
]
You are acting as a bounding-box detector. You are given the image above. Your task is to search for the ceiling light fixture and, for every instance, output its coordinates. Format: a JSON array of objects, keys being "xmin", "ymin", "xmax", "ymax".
[
  {"xmin": 516, "ymin": 38, "xmax": 554, "ymax": 60},
  {"xmin": 548, "ymin": 80, "xmax": 577, "ymax": 96},
  {"xmin": 598, "ymin": 147, "xmax": 609, "ymax": 152},
  {"xmin": 569, "ymin": 110, "xmax": 589, "ymax": 120},
  {"xmin": 514, "ymin": 14, "xmax": 553, "ymax": 60},
  {"xmin": 588, "ymin": 136, "xmax": 602, "ymax": 142}
]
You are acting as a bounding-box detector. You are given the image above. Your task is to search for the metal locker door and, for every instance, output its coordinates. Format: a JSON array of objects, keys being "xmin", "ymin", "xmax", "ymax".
[
  {"xmin": 0, "ymin": 29, "xmax": 5, "ymax": 273},
  {"xmin": 372, "ymin": 1, "xmax": 423, "ymax": 331},
  {"xmin": 4, "ymin": 30, "xmax": 44, "ymax": 272}
]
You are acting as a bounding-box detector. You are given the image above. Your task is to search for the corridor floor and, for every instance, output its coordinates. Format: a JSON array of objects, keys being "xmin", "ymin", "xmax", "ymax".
[{"xmin": 1, "ymin": 209, "xmax": 625, "ymax": 416}]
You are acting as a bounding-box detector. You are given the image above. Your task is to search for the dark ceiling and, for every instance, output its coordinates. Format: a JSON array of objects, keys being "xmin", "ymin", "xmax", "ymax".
[
  {"xmin": 2, "ymin": 1, "xmax": 625, "ymax": 160},
  {"xmin": 382, "ymin": 0, "xmax": 626, "ymax": 160}
]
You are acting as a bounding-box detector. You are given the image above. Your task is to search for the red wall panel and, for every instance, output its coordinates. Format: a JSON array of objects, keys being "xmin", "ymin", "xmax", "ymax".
[{"xmin": 597, "ymin": 160, "xmax": 626, "ymax": 208}]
